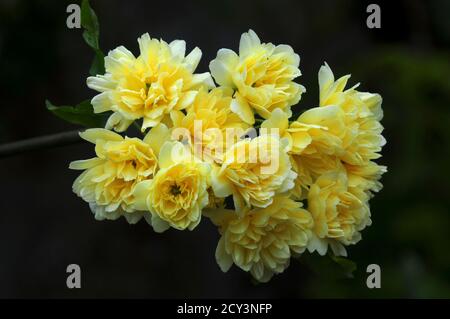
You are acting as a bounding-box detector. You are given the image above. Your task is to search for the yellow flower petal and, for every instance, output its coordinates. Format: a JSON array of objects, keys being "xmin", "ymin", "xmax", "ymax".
[
  {"xmin": 209, "ymin": 48, "xmax": 239, "ymax": 87},
  {"xmin": 79, "ymin": 128, "xmax": 122, "ymax": 144},
  {"xmin": 239, "ymin": 29, "xmax": 261, "ymax": 56},
  {"xmin": 230, "ymin": 93, "xmax": 255, "ymax": 125}
]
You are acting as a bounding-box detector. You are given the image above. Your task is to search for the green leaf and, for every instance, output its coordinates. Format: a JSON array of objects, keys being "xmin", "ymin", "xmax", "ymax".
[
  {"xmin": 298, "ymin": 253, "xmax": 357, "ymax": 280},
  {"xmin": 46, "ymin": 100, "xmax": 108, "ymax": 128},
  {"xmin": 81, "ymin": 0, "xmax": 105, "ymax": 75},
  {"xmin": 89, "ymin": 50, "xmax": 105, "ymax": 76},
  {"xmin": 82, "ymin": 28, "xmax": 99, "ymax": 50},
  {"xmin": 330, "ymin": 255, "xmax": 357, "ymax": 278},
  {"xmin": 81, "ymin": 0, "xmax": 99, "ymax": 47}
]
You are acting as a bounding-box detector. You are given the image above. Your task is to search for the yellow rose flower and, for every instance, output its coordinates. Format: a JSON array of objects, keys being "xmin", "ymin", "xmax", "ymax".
[
  {"xmin": 261, "ymin": 107, "xmax": 339, "ymax": 155},
  {"xmin": 285, "ymin": 63, "xmax": 385, "ymax": 161},
  {"xmin": 207, "ymin": 196, "xmax": 313, "ymax": 282},
  {"xmin": 318, "ymin": 62, "xmax": 386, "ymax": 165},
  {"xmin": 286, "ymin": 64, "xmax": 386, "ymax": 201},
  {"xmin": 307, "ymin": 170, "xmax": 371, "ymax": 257},
  {"xmin": 345, "ymin": 161, "xmax": 387, "ymax": 195},
  {"xmin": 87, "ymin": 33, "xmax": 214, "ymax": 132},
  {"xmin": 260, "ymin": 108, "xmax": 324, "ymax": 199},
  {"xmin": 133, "ymin": 141, "xmax": 210, "ymax": 232},
  {"xmin": 209, "ymin": 30, "xmax": 305, "ymax": 125},
  {"xmin": 170, "ymin": 87, "xmax": 250, "ymax": 163},
  {"xmin": 290, "ymin": 153, "xmax": 341, "ymax": 200},
  {"xmin": 319, "ymin": 62, "xmax": 383, "ymax": 119},
  {"xmin": 69, "ymin": 127, "xmax": 163, "ymax": 222},
  {"xmin": 211, "ymin": 134, "xmax": 297, "ymax": 213},
  {"xmin": 292, "ymin": 105, "xmax": 347, "ymax": 156},
  {"xmin": 284, "ymin": 105, "xmax": 345, "ymax": 200}
]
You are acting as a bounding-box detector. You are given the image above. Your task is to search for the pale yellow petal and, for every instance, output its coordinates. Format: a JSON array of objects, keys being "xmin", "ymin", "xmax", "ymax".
[
  {"xmin": 230, "ymin": 93, "xmax": 255, "ymax": 125},
  {"xmin": 261, "ymin": 108, "xmax": 289, "ymax": 132},
  {"xmin": 69, "ymin": 158, "xmax": 104, "ymax": 170},
  {"xmin": 79, "ymin": 128, "xmax": 123, "ymax": 144},
  {"xmin": 158, "ymin": 141, "xmax": 191, "ymax": 169},
  {"xmin": 143, "ymin": 123, "xmax": 170, "ymax": 155},
  {"xmin": 184, "ymin": 47, "xmax": 202, "ymax": 72},
  {"xmin": 105, "ymin": 113, "xmax": 133, "ymax": 132},
  {"xmin": 215, "ymin": 237, "xmax": 233, "ymax": 272},
  {"xmin": 239, "ymin": 29, "xmax": 261, "ymax": 56},
  {"xmin": 132, "ymin": 179, "xmax": 153, "ymax": 211},
  {"xmin": 169, "ymin": 39, "xmax": 186, "ymax": 60},
  {"xmin": 190, "ymin": 72, "xmax": 215, "ymax": 89},
  {"xmin": 87, "ymin": 75, "xmax": 115, "ymax": 92},
  {"xmin": 211, "ymin": 167, "xmax": 233, "ymax": 198},
  {"xmin": 209, "ymin": 48, "xmax": 239, "ymax": 87}
]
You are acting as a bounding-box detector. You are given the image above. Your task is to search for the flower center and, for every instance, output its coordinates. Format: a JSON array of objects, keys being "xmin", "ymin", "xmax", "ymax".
[{"xmin": 170, "ymin": 184, "xmax": 182, "ymax": 196}]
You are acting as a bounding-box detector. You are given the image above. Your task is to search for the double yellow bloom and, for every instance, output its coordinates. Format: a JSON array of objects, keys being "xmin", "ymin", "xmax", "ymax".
[
  {"xmin": 133, "ymin": 141, "xmax": 210, "ymax": 232},
  {"xmin": 209, "ymin": 30, "xmax": 305, "ymax": 125},
  {"xmin": 208, "ymin": 196, "xmax": 312, "ymax": 283},
  {"xmin": 71, "ymin": 30, "xmax": 386, "ymax": 282},
  {"xmin": 87, "ymin": 33, "xmax": 214, "ymax": 132},
  {"xmin": 70, "ymin": 128, "xmax": 158, "ymax": 222}
]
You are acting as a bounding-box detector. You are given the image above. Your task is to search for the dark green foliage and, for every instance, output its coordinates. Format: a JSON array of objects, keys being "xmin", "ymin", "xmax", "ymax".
[{"xmin": 46, "ymin": 100, "xmax": 108, "ymax": 128}]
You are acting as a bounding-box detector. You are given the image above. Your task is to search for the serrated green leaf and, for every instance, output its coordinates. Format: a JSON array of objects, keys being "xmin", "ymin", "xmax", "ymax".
[
  {"xmin": 80, "ymin": 0, "xmax": 105, "ymax": 75},
  {"xmin": 81, "ymin": 0, "xmax": 99, "ymax": 45},
  {"xmin": 46, "ymin": 100, "xmax": 108, "ymax": 128}
]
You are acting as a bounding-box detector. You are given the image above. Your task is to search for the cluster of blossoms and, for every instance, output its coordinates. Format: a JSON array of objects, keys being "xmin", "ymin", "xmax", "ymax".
[{"xmin": 71, "ymin": 30, "xmax": 386, "ymax": 282}]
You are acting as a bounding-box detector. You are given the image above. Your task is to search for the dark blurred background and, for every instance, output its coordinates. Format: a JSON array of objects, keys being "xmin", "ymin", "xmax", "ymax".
[{"xmin": 0, "ymin": 0, "xmax": 449, "ymax": 298}]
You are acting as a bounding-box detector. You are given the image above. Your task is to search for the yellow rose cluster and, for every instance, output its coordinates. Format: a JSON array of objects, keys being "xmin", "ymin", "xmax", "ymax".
[{"xmin": 71, "ymin": 30, "xmax": 386, "ymax": 282}]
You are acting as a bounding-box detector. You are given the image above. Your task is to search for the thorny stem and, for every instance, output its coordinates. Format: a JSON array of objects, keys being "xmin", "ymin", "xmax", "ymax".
[{"xmin": 0, "ymin": 130, "xmax": 83, "ymax": 159}]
